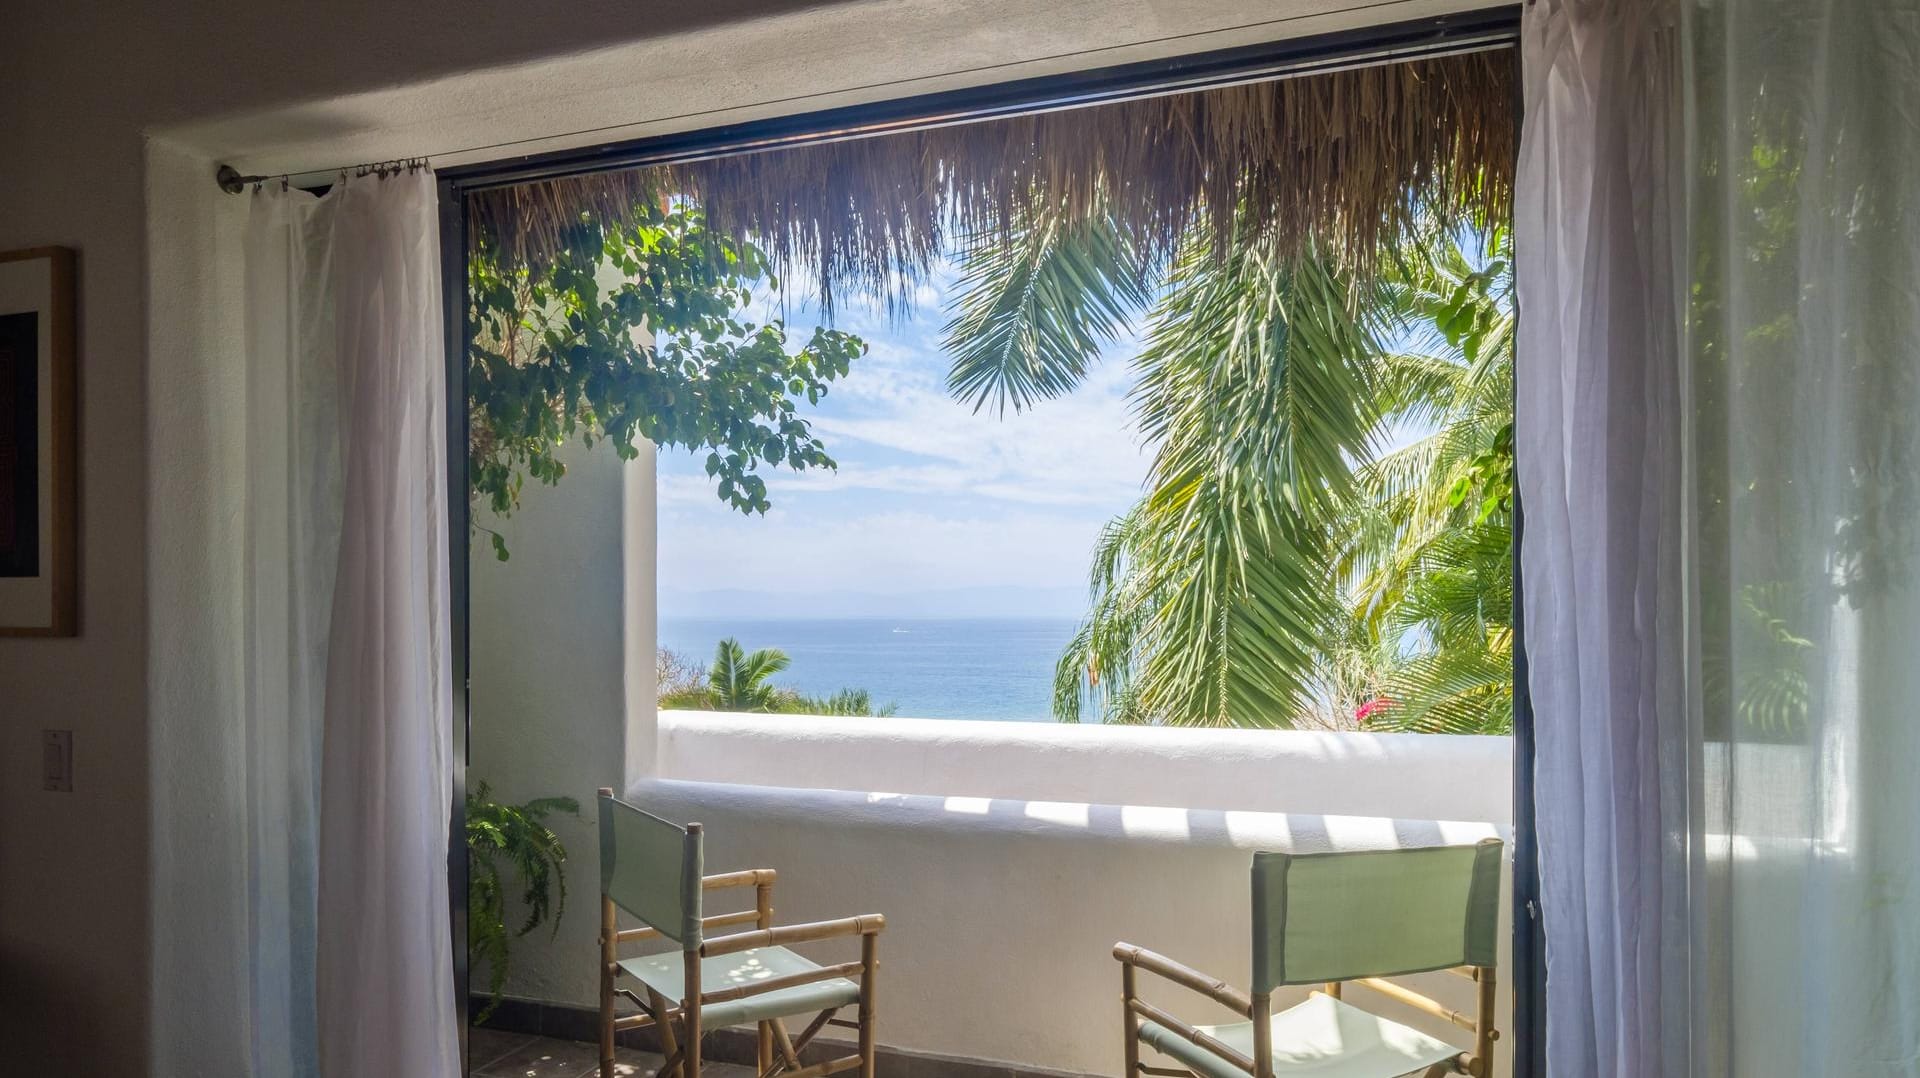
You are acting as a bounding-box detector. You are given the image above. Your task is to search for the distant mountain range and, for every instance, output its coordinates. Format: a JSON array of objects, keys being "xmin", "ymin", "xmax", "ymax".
[{"xmin": 659, "ymin": 585, "xmax": 1088, "ymax": 621}]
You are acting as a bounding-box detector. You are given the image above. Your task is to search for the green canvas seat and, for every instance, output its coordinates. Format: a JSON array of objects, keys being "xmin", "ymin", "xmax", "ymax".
[
  {"xmin": 1117, "ymin": 838, "xmax": 1504, "ymax": 1078},
  {"xmin": 1137, "ymin": 994, "xmax": 1461, "ymax": 1078},
  {"xmin": 594, "ymin": 789, "xmax": 885, "ymax": 1078},
  {"xmin": 618, "ymin": 945, "xmax": 862, "ymax": 1030}
]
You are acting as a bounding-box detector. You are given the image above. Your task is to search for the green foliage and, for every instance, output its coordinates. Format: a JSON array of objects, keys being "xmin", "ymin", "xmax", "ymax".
[
  {"xmin": 1446, "ymin": 421, "xmax": 1514, "ymax": 524},
  {"xmin": 467, "ymin": 200, "xmax": 867, "ymax": 558},
  {"xmin": 945, "ymin": 206, "xmax": 1517, "ymax": 732},
  {"xmin": 1048, "ymin": 233, "xmax": 1383, "ymax": 726},
  {"xmin": 1683, "ymin": 50, "xmax": 1917, "ymax": 743},
  {"xmin": 707, "ymin": 637, "xmax": 791, "ymax": 710},
  {"xmin": 942, "ymin": 211, "xmax": 1155, "ymax": 415},
  {"xmin": 467, "ymin": 782, "xmax": 579, "ymax": 1022},
  {"xmin": 1711, "ymin": 582, "xmax": 1813, "ymax": 735},
  {"xmin": 788, "ymin": 687, "xmax": 899, "ymax": 717},
  {"xmin": 1342, "ymin": 230, "xmax": 1516, "ymax": 733},
  {"xmin": 658, "ymin": 638, "xmax": 895, "ymax": 716},
  {"xmin": 1366, "ymin": 522, "xmax": 1513, "ymax": 733}
]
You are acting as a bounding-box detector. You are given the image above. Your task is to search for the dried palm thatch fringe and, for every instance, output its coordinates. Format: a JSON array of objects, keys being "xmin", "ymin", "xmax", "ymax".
[{"xmin": 468, "ymin": 49, "xmax": 1514, "ymax": 310}]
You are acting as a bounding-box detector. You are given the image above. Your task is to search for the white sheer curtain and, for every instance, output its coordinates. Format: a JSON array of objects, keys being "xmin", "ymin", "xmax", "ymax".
[
  {"xmin": 1686, "ymin": 2, "xmax": 1920, "ymax": 1073},
  {"xmin": 1520, "ymin": 0, "xmax": 1920, "ymax": 1073},
  {"xmin": 1516, "ymin": 2, "xmax": 1688, "ymax": 1073},
  {"xmin": 243, "ymin": 170, "xmax": 460, "ymax": 1078}
]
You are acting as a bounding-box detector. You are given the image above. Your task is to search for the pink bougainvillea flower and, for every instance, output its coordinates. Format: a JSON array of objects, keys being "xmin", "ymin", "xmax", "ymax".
[{"xmin": 1355, "ymin": 697, "xmax": 1397, "ymax": 724}]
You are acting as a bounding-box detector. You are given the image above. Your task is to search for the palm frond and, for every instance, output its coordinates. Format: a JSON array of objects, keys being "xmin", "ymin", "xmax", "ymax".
[
  {"xmin": 708, "ymin": 637, "xmax": 792, "ymax": 711},
  {"xmin": 1056, "ymin": 227, "xmax": 1385, "ymax": 725},
  {"xmin": 943, "ymin": 210, "xmax": 1155, "ymax": 415},
  {"xmin": 1375, "ymin": 645, "xmax": 1514, "ymax": 733}
]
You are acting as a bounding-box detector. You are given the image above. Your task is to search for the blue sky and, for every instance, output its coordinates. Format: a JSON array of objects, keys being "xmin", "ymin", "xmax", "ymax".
[{"xmin": 656, "ymin": 258, "xmax": 1153, "ymax": 620}]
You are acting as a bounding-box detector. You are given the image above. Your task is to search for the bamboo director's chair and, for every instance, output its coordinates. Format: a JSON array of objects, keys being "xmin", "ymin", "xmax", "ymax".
[
  {"xmin": 1115, "ymin": 839, "xmax": 1503, "ymax": 1078},
  {"xmin": 595, "ymin": 789, "xmax": 885, "ymax": 1078}
]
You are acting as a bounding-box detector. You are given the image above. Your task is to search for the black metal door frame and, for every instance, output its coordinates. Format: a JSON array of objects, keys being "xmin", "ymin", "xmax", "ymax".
[
  {"xmin": 435, "ymin": 7, "xmax": 1543, "ymax": 1071},
  {"xmin": 439, "ymin": 174, "xmax": 474, "ymax": 1069}
]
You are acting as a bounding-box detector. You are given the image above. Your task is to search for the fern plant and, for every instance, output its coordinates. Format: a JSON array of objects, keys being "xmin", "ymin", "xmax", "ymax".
[{"xmin": 467, "ymin": 781, "xmax": 579, "ymax": 1021}]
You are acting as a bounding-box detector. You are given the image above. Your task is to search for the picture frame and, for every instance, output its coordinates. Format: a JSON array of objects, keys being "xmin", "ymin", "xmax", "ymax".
[{"xmin": 0, "ymin": 246, "xmax": 77, "ymax": 636}]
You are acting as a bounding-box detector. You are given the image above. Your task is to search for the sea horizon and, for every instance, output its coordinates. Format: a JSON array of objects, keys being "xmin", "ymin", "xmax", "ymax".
[{"xmin": 658, "ymin": 615, "xmax": 1082, "ymax": 722}]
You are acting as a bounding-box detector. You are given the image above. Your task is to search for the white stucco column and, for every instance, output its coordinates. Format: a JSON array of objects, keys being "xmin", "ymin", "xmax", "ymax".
[
  {"xmin": 623, "ymin": 438, "xmax": 658, "ymax": 786},
  {"xmin": 470, "ymin": 435, "xmax": 647, "ymax": 1004}
]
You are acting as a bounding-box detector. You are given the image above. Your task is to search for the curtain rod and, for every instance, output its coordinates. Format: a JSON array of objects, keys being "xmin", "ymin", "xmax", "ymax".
[
  {"xmin": 214, "ymin": 3, "xmax": 1520, "ymax": 194},
  {"xmin": 216, "ymin": 158, "xmax": 428, "ymax": 194}
]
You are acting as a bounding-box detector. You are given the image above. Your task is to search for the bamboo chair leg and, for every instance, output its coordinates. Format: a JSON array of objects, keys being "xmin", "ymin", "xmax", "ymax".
[
  {"xmin": 756, "ymin": 881, "xmax": 775, "ymax": 1078},
  {"xmin": 773, "ymin": 1020, "xmax": 803, "ymax": 1070},
  {"xmin": 1250, "ymin": 994, "xmax": 1273, "ymax": 1078},
  {"xmin": 1475, "ymin": 964, "xmax": 1498, "ymax": 1078},
  {"xmin": 1121, "ymin": 961, "xmax": 1141, "ymax": 1077},
  {"xmin": 650, "ymin": 989, "xmax": 683, "ymax": 1078},
  {"xmin": 858, "ymin": 934, "xmax": 878, "ymax": 1078},
  {"xmin": 684, "ymin": 954, "xmax": 703, "ymax": 1078},
  {"xmin": 600, "ymin": 896, "xmax": 618, "ymax": 1078},
  {"xmin": 790, "ymin": 1010, "xmax": 838, "ymax": 1058}
]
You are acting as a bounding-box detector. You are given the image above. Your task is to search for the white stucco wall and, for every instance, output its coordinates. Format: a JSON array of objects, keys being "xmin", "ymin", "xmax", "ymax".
[
  {"xmin": 660, "ymin": 710, "xmax": 1514, "ymax": 823},
  {"xmin": 471, "ymin": 438, "xmax": 658, "ymax": 1005},
  {"xmin": 490, "ymin": 713, "xmax": 1512, "ymax": 1074},
  {"xmin": 0, "ymin": 1, "xmax": 1505, "ymax": 1073},
  {"xmin": 641, "ymin": 715, "xmax": 1512, "ymax": 1075},
  {"xmin": 631, "ymin": 760, "xmax": 1513, "ymax": 1076}
]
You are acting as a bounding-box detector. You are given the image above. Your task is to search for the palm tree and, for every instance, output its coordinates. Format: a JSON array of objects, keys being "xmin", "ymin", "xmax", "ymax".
[
  {"xmin": 1341, "ymin": 231, "xmax": 1515, "ymax": 733},
  {"xmin": 942, "ymin": 209, "xmax": 1514, "ymax": 732},
  {"xmin": 707, "ymin": 637, "xmax": 792, "ymax": 712},
  {"xmin": 1062, "ymin": 232, "xmax": 1383, "ymax": 726}
]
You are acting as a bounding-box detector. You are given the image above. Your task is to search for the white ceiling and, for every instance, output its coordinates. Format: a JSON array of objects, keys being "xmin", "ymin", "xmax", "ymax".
[{"xmin": 162, "ymin": 0, "xmax": 1502, "ymax": 180}]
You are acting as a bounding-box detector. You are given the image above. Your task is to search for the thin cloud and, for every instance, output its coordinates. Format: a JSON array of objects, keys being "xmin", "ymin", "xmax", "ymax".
[
  {"xmin": 659, "ymin": 253, "xmax": 1154, "ymax": 598},
  {"xmin": 659, "ymin": 507, "xmax": 1111, "ymax": 598}
]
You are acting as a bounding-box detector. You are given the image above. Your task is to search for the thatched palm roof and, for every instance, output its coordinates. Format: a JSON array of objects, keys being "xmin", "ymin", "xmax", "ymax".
[{"xmin": 470, "ymin": 48, "xmax": 1513, "ymax": 309}]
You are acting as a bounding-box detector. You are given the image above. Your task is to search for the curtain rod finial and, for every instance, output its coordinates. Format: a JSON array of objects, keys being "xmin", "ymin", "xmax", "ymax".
[{"xmin": 216, "ymin": 164, "xmax": 249, "ymax": 195}]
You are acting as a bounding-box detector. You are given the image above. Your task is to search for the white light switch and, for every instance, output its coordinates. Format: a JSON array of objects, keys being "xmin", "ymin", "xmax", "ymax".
[{"xmin": 43, "ymin": 730, "xmax": 72, "ymax": 792}]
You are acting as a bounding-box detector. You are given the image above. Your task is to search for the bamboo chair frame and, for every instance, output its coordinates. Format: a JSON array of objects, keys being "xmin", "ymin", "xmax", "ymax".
[
  {"xmin": 596, "ymin": 790, "xmax": 884, "ymax": 1078},
  {"xmin": 1113, "ymin": 944, "xmax": 1498, "ymax": 1078}
]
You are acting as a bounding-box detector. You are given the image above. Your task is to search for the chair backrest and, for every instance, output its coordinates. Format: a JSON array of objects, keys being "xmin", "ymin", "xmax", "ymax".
[
  {"xmin": 599, "ymin": 791, "xmax": 704, "ymax": 946},
  {"xmin": 1250, "ymin": 838, "xmax": 1502, "ymax": 992}
]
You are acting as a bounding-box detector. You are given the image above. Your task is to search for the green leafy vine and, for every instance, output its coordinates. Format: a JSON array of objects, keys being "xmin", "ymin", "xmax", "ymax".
[{"xmin": 467, "ymin": 200, "xmax": 867, "ymax": 558}]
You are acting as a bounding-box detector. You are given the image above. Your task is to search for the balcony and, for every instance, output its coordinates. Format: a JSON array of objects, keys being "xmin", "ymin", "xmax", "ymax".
[
  {"xmin": 472, "ymin": 700, "xmax": 1513, "ymax": 1078},
  {"xmin": 464, "ymin": 440, "xmax": 1515, "ymax": 1077}
]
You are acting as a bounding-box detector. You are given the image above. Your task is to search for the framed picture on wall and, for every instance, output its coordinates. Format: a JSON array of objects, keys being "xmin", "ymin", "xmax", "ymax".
[{"xmin": 0, "ymin": 247, "xmax": 77, "ymax": 637}]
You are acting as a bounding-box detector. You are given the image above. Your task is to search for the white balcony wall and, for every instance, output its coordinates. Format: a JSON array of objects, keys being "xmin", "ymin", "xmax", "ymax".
[
  {"xmin": 631, "ymin": 712, "xmax": 1514, "ymax": 1077},
  {"xmin": 659, "ymin": 710, "xmax": 1513, "ymax": 822}
]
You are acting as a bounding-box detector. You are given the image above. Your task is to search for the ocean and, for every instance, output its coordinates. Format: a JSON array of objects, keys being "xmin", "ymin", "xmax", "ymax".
[{"xmin": 657, "ymin": 616, "xmax": 1080, "ymax": 722}]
